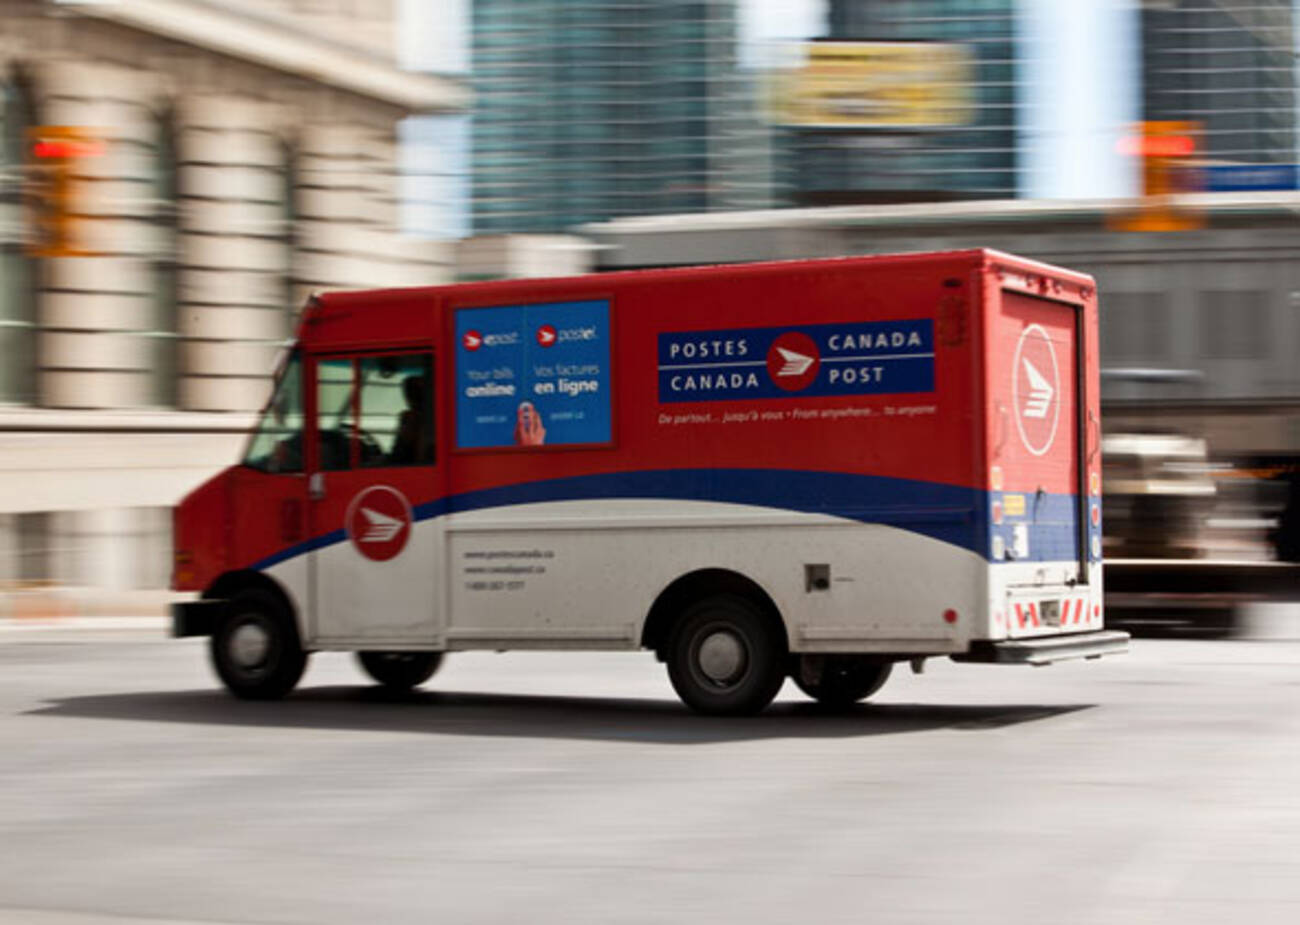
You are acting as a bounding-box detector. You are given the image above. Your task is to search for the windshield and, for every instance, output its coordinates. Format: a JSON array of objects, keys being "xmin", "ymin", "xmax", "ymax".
[{"xmin": 242, "ymin": 351, "xmax": 303, "ymax": 473}]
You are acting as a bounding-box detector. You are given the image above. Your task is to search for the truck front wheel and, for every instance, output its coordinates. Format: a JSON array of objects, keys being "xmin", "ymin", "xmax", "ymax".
[
  {"xmin": 356, "ymin": 651, "xmax": 443, "ymax": 691},
  {"xmin": 210, "ymin": 589, "xmax": 307, "ymax": 700},
  {"xmin": 666, "ymin": 594, "xmax": 786, "ymax": 716},
  {"xmin": 793, "ymin": 655, "xmax": 892, "ymax": 707}
]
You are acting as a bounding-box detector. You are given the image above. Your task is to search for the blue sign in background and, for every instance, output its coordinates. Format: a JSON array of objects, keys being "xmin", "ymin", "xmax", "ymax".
[
  {"xmin": 455, "ymin": 300, "xmax": 611, "ymax": 449},
  {"xmin": 658, "ymin": 319, "xmax": 934, "ymax": 403},
  {"xmin": 1204, "ymin": 164, "xmax": 1298, "ymax": 192}
]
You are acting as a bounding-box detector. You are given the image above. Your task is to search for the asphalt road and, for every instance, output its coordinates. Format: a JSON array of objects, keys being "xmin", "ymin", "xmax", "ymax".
[{"xmin": 2, "ymin": 628, "xmax": 1299, "ymax": 925}]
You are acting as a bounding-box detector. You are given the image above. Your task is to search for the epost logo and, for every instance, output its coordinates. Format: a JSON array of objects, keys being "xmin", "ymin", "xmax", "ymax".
[
  {"xmin": 1011, "ymin": 324, "xmax": 1061, "ymax": 457},
  {"xmin": 536, "ymin": 324, "xmax": 557, "ymax": 348},
  {"xmin": 462, "ymin": 330, "xmax": 483, "ymax": 352},
  {"xmin": 345, "ymin": 485, "xmax": 413, "ymax": 562},
  {"xmin": 766, "ymin": 332, "xmax": 821, "ymax": 392}
]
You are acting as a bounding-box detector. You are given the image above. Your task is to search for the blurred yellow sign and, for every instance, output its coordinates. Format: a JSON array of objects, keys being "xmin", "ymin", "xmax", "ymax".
[{"xmin": 767, "ymin": 42, "xmax": 974, "ymax": 129}]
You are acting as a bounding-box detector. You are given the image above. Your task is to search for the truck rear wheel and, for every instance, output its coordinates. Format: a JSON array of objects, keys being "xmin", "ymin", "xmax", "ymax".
[
  {"xmin": 793, "ymin": 655, "xmax": 892, "ymax": 707},
  {"xmin": 210, "ymin": 589, "xmax": 307, "ymax": 700},
  {"xmin": 666, "ymin": 594, "xmax": 786, "ymax": 716},
  {"xmin": 356, "ymin": 651, "xmax": 443, "ymax": 691}
]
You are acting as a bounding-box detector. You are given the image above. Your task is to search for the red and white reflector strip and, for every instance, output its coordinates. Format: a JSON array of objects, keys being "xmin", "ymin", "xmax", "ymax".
[
  {"xmin": 1013, "ymin": 601, "xmax": 1041, "ymax": 628},
  {"xmin": 1060, "ymin": 598, "xmax": 1093, "ymax": 626},
  {"xmin": 1012, "ymin": 597, "xmax": 1100, "ymax": 630}
]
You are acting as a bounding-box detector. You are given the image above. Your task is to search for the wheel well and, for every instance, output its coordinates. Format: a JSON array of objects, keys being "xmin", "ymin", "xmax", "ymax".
[
  {"xmin": 641, "ymin": 569, "xmax": 787, "ymax": 659},
  {"xmin": 204, "ymin": 570, "xmax": 296, "ymax": 625}
]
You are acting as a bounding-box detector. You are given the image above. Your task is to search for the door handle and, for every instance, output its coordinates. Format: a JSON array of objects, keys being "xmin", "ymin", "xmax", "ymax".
[
  {"xmin": 309, "ymin": 472, "xmax": 326, "ymax": 500},
  {"xmin": 1086, "ymin": 410, "xmax": 1100, "ymax": 464}
]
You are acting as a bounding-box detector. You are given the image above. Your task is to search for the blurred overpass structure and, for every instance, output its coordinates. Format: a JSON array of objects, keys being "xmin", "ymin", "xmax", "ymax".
[{"xmin": 0, "ymin": 0, "xmax": 464, "ymax": 612}]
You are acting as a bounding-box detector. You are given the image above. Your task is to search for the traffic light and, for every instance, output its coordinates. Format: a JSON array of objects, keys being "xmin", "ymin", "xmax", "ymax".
[
  {"xmin": 23, "ymin": 126, "xmax": 102, "ymax": 257},
  {"xmin": 1110, "ymin": 121, "xmax": 1203, "ymax": 232}
]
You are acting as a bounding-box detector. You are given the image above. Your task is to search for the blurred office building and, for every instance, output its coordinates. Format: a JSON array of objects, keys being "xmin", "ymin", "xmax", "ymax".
[
  {"xmin": 770, "ymin": 0, "xmax": 1018, "ymax": 205},
  {"xmin": 1141, "ymin": 0, "xmax": 1296, "ymax": 171},
  {"xmin": 0, "ymin": 0, "xmax": 464, "ymax": 611},
  {"xmin": 471, "ymin": 0, "xmax": 771, "ymax": 234}
]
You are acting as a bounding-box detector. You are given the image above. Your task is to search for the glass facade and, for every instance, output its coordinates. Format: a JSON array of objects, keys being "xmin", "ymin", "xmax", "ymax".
[
  {"xmin": 0, "ymin": 73, "xmax": 38, "ymax": 405},
  {"xmin": 1141, "ymin": 0, "xmax": 1296, "ymax": 165},
  {"xmin": 471, "ymin": 0, "xmax": 768, "ymax": 234},
  {"xmin": 781, "ymin": 0, "xmax": 1019, "ymax": 206}
]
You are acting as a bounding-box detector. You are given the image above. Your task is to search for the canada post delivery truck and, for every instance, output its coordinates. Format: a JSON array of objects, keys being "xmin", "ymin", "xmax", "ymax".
[{"xmin": 172, "ymin": 249, "xmax": 1128, "ymax": 715}]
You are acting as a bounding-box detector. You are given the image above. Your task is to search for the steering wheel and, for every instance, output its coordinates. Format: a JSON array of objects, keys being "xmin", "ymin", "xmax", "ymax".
[{"xmin": 339, "ymin": 421, "xmax": 384, "ymax": 464}]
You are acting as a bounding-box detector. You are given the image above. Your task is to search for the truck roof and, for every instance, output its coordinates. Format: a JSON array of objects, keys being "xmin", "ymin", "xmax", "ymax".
[{"xmin": 309, "ymin": 248, "xmax": 1096, "ymax": 317}]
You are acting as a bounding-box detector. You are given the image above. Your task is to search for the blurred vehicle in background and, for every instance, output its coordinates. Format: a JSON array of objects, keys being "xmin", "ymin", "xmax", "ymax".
[
  {"xmin": 1102, "ymin": 432, "xmax": 1216, "ymax": 559},
  {"xmin": 1101, "ymin": 431, "xmax": 1300, "ymax": 637}
]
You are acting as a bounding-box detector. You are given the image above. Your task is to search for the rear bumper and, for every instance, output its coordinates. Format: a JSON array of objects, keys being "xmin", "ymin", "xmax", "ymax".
[
  {"xmin": 171, "ymin": 599, "xmax": 227, "ymax": 638},
  {"xmin": 953, "ymin": 630, "xmax": 1130, "ymax": 665}
]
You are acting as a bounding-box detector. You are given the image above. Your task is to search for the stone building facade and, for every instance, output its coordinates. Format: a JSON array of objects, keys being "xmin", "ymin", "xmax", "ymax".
[{"xmin": 0, "ymin": 0, "xmax": 465, "ymax": 610}]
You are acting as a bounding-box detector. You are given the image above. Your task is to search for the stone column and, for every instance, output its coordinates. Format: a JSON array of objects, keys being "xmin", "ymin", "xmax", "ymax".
[
  {"xmin": 175, "ymin": 94, "xmax": 291, "ymax": 412},
  {"xmin": 35, "ymin": 61, "xmax": 158, "ymax": 409}
]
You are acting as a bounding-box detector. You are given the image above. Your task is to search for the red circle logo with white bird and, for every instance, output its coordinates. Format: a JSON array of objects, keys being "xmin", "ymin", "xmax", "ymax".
[
  {"xmin": 766, "ymin": 332, "xmax": 821, "ymax": 392},
  {"xmin": 1011, "ymin": 324, "xmax": 1061, "ymax": 457},
  {"xmin": 536, "ymin": 324, "xmax": 557, "ymax": 348},
  {"xmin": 345, "ymin": 486, "xmax": 412, "ymax": 562}
]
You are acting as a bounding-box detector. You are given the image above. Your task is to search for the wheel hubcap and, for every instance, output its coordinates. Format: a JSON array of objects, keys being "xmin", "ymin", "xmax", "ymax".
[
  {"xmin": 697, "ymin": 630, "xmax": 746, "ymax": 685},
  {"xmin": 230, "ymin": 621, "xmax": 271, "ymax": 669}
]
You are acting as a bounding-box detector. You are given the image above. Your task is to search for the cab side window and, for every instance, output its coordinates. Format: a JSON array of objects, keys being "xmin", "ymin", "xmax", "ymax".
[
  {"xmin": 314, "ymin": 352, "xmax": 435, "ymax": 470},
  {"xmin": 359, "ymin": 354, "xmax": 435, "ymax": 467}
]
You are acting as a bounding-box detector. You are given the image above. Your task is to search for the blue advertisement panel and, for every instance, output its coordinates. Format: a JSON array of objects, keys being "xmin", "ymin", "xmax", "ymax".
[
  {"xmin": 658, "ymin": 319, "xmax": 934, "ymax": 403},
  {"xmin": 455, "ymin": 300, "xmax": 612, "ymax": 449}
]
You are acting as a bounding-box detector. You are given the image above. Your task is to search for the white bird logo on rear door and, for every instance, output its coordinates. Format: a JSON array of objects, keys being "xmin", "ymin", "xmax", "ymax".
[{"xmin": 1022, "ymin": 357, "xmax": 1054, "ymax": 419}]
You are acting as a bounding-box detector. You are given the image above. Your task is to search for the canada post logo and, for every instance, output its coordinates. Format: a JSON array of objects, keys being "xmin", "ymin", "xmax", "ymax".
[
  {"xmin": 1011, "ymin": 324, "xmax": 1061, "ymax": 457},
  {"xmin": 658, "ymin": 320, "xmax": 934, "ymax": 403},
  {"xmin": 767, "ymin": 332, "xmax": 821, "ymax": 391},
  {"xmin": 345, "ymin": 485, "xmax": 412, "ymax": 562}
]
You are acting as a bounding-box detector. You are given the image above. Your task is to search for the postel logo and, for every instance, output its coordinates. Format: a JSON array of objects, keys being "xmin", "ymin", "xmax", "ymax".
[
  {"xmin": 536, "ymin": 324, "xmax": 557, "ymax": 347},
  {"xmin": 462, "ymin": 330, "xmax": 482, "ymax": 352},
  {"xmin": 1012, "ymin": 324, "xmax": 1061, "ymax": 457},
  {"xmin": 766, "ymin": 332, "xmax": 821, "ymax": 392},
  {"xmin": 345, "ymin": 486, "xmax": 412, "ymax": 562}
]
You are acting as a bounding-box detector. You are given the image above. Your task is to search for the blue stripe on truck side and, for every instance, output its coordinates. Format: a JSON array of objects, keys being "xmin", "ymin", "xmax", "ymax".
[{"xmin": 251, "ymin": 468, "xmax": 1082, "ymax": 570}]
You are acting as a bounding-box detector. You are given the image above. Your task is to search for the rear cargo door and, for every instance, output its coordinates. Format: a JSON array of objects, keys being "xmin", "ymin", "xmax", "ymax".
[{"xmin": 993, "ymin": 290, "xmax": 1083, "ymax": 580}]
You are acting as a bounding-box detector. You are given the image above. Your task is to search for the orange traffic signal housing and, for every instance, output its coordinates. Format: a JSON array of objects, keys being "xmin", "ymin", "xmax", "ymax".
[
  {"xmin": 1111, "ymin": 121, "xmax": 1203, "ymax": 233},
  {"xmin": 23, "ymin": 126, "xmax": 102, "ymax": 257}
]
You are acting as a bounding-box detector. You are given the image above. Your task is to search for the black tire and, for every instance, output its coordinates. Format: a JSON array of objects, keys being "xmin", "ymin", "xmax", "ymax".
[
  {"xmin": 666, "ymin": 593, "xmax": 787, "ymax": 716},
  {"xmin": 210, "ymin": 588, "xmax": 307, "ymax": 700},
  {"xmin": 793, "ymin": 655, "xmax": 892, "ymax": 708},
  {"xmin": 356, "ymin": 651, "xmax": 444, "ymax": 690}
]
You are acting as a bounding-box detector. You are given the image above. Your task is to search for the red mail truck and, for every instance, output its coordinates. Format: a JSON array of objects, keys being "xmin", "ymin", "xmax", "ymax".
[{"xmin": 172, "ymin": 249, "xmax": 1128, "ymax": 714}]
